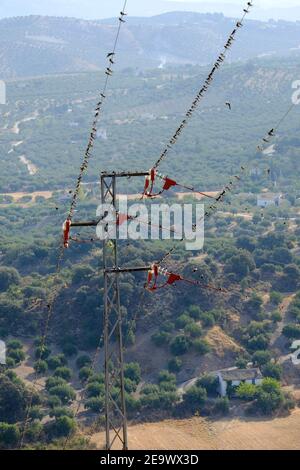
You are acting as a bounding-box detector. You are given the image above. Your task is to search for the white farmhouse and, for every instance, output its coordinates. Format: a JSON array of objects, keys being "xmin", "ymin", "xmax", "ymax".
[
  {"xmin": 257, "ymin": 193, "xmax": 282, "ymax": 208},
  {"xmin": 217, "ymin": 368, "xmax": 263, "ymax": 397},
  {"xmin": 290, "ymin": 340, "xmax": 300, "ymax": 366}
]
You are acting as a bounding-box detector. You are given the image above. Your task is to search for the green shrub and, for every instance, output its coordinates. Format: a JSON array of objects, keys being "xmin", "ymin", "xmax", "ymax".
[
  {"xmin": 271, "ymin": 311, "xmax": 282, "ymax": 323},
  {"xmin": 168, "ymin": 358, "xmax": 183, "ymax": 373},
  {"xmin": 200, "ymin": 312, "xmax": 215, "ymax": 328},
  {"xmin": 175, "ymin": 314, "xmax": 192, "ymax": 329},
  {"xmin": 184, "ymin": 322, "xmax": 203, "ymax": 338},
  {"xmin": 25, "ymin": 422, "xmax": 43, "ymax": 442},
  {"xmin": 158, "ymin": 370, "xmax": 176, "ymax": 384},
  {"xmin": 183, "ymin": 386, "xmax": 207, "ymax": 410},
  {"xmin": 213, "ymin": 397, "xmax": 230, "ymax": 415},
  {"xmin": 196, "ymin": 375, "xmax": 218, "ymax": 397},
  {"xmin": 47, "ymin": 355, "xmax": 66, "ymax": 370},
  {"xmin": 49, "ymin": 407, "xmax": 74, "ymax": 419},
  {"xmin": 124, "ymin": 378, "xmax": 138, "ymax": 394},
  {"xmin": 47, "ymin": 396, "xmax": 62, "ymax": 409},
  {"xmin": 45, "ymin": 376, "xmax": 67, "ymax": 391},
  {"xmin": 85, "ymin": 397, "xmax": 105, "ymax": 413},
  {"xmin": 252, "ymin": 350, "xmax": 272, "ymax": 367},
  {"xmin": 52, "ymin": 416, "xmax": 76, "ymax": 437},
  {"xmin": 125, "ymin": 394, "xmax": 141, "ymax": 413},
  {"xmin": 86, "ymin": 382, "xmax": 105, "ymax": 398},
  {"xmin": 262, "ymin": 362, "xmax": 282, "ymax": 380},
  {"xmin": 34, "ymin": 360, "xmax": 48, "ymax": 375},
  {"xmin": 124, "ymin": 363, "xmax": 141, "ymax": 384},
  {"xmin": 79, "ymin": 366, "xmax": 93, "ymax": 382},
  {"xmin": 35, "ymin": 345, "xmax": 51, "ymax": 361},
  {"xmin": 236, "ymin": 382, "xmax": 258, "ymax": 401},
  {"xmin": 8, "ymin": 349, "xmax": 25, "ymax": 364},
  {"xmin": 283, "ymin": 324, "xmax": 300, "ymax": 339},
  {"xmin": 254, "ymin": 378, "xmax": 284, "ymax": 415},
  {"xmin": 6, "ymin": 357, "xmax": 16, "ymax": 368},
  {"xmin": 188, "ymin": 306, "xmax": 202, "ymax": 320},
  {"xmin": 76, "ymin": 355, "xmax": 92, "ymax": 370},
  {"xmin": 193, "ymin": 339, "xmax": 210, "ymax": 355},
  {"xmin": 0, "ymin": 423, "xmax": 20, "ymax": 448},
  {"xmin": 7, "ymin": 339, "xmax": 23, "ymax": 350},
  {"xmin": 270, "ymin": 291, "xmax": 283, "ymax": 306},
  {"xmin": 48, "ymin": 384, "xmax": 76, "ymax": 404},
  {"xmin": 170, "ymin": 336, "xmax": 191, "ymax": 356},
  {"xmin": 141, "ymin": 384, "xmax": 160, "ymax": 396},
  {"xmin": 53, "ymin": 367, "xmax": 72, "ymax": 381},
  {"xmin": 0, "ymin": 267, "xmax": 20, "ymax": 292},
  {"xmin": 29, "ymin": 406, "xmax": 44, "ymax": 421}
]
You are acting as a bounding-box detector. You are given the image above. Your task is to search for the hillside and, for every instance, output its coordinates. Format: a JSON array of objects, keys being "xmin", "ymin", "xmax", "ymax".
[
  {"xmin": 1, "ymin": 13, "xmax": 300, "ymax": 78},
  {"xmin": 1, "ymin": 56, "xmax": 300, "ymax": 196},
  {"xmin": 1, "ymin": 53, "xmax": 300, "ymax": 449}
]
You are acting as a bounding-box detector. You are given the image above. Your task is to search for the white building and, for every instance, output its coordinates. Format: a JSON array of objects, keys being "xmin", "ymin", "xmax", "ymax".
[
  {"xmin": 290, "ymin": 341, "xmax": 300, "ymax": 366},
  {"xmin": 257, "ymin": 193, "xmax": 282, "ymax": 208},
  {"xmin": 217, "ymin": 368, "xmax": 263, "ymax": 397}
]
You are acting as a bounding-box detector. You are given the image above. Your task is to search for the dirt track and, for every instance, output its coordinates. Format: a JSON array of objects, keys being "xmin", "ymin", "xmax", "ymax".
[{"xmin": 91, "ymin": 410, "xmax": 300, "ymax": 450}]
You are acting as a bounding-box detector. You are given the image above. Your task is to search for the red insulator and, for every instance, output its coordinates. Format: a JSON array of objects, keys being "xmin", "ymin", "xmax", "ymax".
[{"xmin": 63, "ymin": 219, "xmax": 72, "ymax": 248}]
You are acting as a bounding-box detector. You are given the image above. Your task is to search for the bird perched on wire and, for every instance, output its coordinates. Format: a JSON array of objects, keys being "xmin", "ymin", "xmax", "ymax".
[
  {"xmin": 107, "ymin": 52, "xmax": 115, "ymax": 59},
  {"xmin": 225, "ymin": 101, "xmax": 232, "ymax": 110}
]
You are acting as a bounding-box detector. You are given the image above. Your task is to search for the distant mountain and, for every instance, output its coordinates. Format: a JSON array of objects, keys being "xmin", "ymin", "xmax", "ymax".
[{"xmin": 1, "ymin": 13, "xmax": 300, "ymax": 79}]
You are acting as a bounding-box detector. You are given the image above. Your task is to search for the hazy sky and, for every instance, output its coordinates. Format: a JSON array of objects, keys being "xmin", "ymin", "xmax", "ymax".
[{"xmin": 1, "ymin": 0, "xmax": 300, "ymax": 21}]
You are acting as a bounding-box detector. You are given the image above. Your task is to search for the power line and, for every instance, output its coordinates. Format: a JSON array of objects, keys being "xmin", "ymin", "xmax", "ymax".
[
  {"xmin": 18, "ymin": 1, "xmax": 129, "ymax": 449},
  {"xmin": 152, "ymin": 1, "xmax": 253, "ymax": 172},
  {"xmin": 67, "ymin": 1, "xmax": 128, "ymax": 222}
]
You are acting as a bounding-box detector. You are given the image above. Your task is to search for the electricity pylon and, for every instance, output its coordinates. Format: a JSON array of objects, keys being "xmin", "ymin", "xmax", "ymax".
[{"xmin": 73, "ymin": 170, "xmax": 150, "ymax": 450}]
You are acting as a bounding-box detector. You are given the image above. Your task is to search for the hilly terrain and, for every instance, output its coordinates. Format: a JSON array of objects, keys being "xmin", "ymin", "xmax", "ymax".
[
  {"xmin": 1, "ymin": 29, "xmax": 300, "ymax": 448},
  {"xmin": 1, "ymin": 13, "xmax": 300, "ymax": 78}
]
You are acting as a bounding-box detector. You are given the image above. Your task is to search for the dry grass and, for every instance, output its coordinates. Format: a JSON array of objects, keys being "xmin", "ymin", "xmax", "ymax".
[
  {"xmin": 0, "ymin": 190, "xmax": 53, "ymax": 203},
  {"xmin": 205, "ymin": 326, "xmax": 244, "ymax": 357},
  {"xmin": 91, "ymin": 410, "xmax": 300, "ymax": 450}
]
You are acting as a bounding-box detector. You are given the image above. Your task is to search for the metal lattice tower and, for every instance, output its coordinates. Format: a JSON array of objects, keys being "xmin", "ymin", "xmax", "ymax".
[
  {"xmin": 72, "ymin": 171, "xmax": 150, "ymax": 450},
  {"xmin": 101, "ymin": 172, "xmax": 128, "ymax": 450}
]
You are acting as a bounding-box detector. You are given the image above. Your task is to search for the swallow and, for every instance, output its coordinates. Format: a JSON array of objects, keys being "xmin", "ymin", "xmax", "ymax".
[
  {"xmin": 225, "ymin": 102, "xmax": 231, "ymax": 110},
  {"xmin": 268, "ymin": 129, "xmax": 275, "ymax": 136},
  {"xmin": 107, "ymin": 52, "xmax": 115, "ymax": 58}
]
